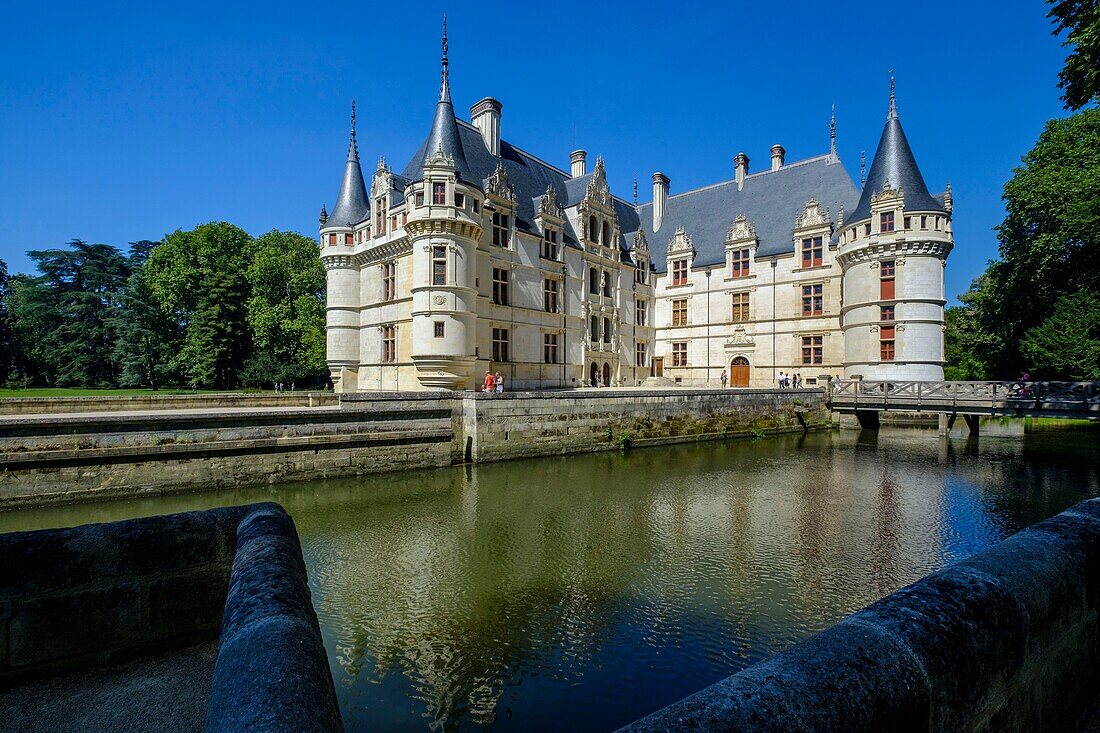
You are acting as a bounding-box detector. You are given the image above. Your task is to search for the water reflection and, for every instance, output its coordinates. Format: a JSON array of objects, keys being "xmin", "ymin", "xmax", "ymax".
[{"xmin": 1, "ymin": 429, "xmax": 1097, "ymax": 731}]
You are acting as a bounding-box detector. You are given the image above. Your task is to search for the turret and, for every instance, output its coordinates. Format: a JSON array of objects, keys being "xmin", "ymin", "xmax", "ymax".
[
  {"xmin": 837, "ymin": 78, "xmax": 953, "ymax": 381},
  {"xmin": 320, "ymin": 102, "xmax": 367, "ymax": 392},
  {"xmin": 405, "ymin": 16, "xmax": 482, "ymax": 389}
]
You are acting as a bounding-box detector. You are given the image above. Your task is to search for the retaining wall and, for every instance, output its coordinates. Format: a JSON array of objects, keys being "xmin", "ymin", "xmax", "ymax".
[
  {"xmin": 0, "ymin": 392, "xmax": 337, "ymax": 416},
  {"xmin": 619, "ymin": 497, "xmax": 1100, "ymax": 733}
]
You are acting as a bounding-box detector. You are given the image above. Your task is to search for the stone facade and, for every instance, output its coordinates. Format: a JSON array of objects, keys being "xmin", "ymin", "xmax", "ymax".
[{"xmin": 319, "ymin": 27, "xmax": 952, "ymax": 392}]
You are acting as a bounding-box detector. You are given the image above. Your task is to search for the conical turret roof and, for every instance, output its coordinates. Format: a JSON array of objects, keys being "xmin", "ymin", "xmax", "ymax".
[
  {"xmin": 847, "ymin": 82, "xmax": 944, "ymax": 224},
  {"xmin": 416, "ymin": 17, "xmax": 473, "ymax": 182},
  {"xmin": 326, "ymin": 101, "xmax": 369, "ymax": 228}
]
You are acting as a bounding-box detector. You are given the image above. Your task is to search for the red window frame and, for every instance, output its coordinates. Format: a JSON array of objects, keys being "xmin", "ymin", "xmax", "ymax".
[
  {"xmin": 672, "ymin": 342, "xmax": 688, "ymax": 367},
  {"xmin": 880, "ymin": 211, "xmax": 895, "ymax": 233},
  {"xmin": 801, "ymin": 335, "xmax": 823, "ymax": 365},
  {"xmin": 672, "ymin": 299, "xmax": 688, "ymax": 327},
  {"xmin": 801, "ymin": 283, "xmax": 823, "ymax": 316},
  {"xmin": 432, "ymin": 246, "xmax": 447, "ymax": 286},
  {"xmin": 381, "ymin": 326, "xmax": 396, "ymax": 363},
  {"xmin": 801, "ymin": 237, "xmax": 823, "ymax": 268},
  {"xmin": 432, "ymin": 182, "xmax": 446, "ymax": 205},
  {"xmin": 672, "ymin": 259, "xmax": 688, "ymax": 286},
  {"xmin": 731, "ymin": 248, "xmax": 750, "ymax": 277}
]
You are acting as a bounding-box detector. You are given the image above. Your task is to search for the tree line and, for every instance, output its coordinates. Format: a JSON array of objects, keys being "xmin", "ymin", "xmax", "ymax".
[
  {"xmin": 944, "ymin": 0, "xmax": 1099, "ymax": 381},
  {"xmin": 0, "ymin": 223, "xmax": 327, "ymax": 390}
]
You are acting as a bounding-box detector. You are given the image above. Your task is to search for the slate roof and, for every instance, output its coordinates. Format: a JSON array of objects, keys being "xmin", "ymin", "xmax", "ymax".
[
  {"xmin": 846, "ymin": 106, "xmax": 945, "ymax": 224},
  {"xmin": 403, "ymin": 118, "xmax": 642, "ymax": 257},
  {"xmin": 637, "ymin": 155, "xmax": 860, "ymax": 272},
  {"xmin": 327, "ymin": 138, "xmax": 369, "ymax": 228}
]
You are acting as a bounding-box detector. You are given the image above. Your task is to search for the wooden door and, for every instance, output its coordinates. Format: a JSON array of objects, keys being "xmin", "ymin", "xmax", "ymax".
[
  {"xmin": 652, "ymin": 357, "xmax": 664, "ymax": 377},
  {"xmin": 730, "ymin": 357, "xmax": 750, "ymax": 387}
]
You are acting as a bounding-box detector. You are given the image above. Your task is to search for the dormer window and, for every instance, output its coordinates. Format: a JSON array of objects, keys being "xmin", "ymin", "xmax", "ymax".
[
  {"xmin": 880, "ymin": 211, "xmax": 895, "ymax": 233},
  {"xmin": 541, "ymin": 228, "xmax": 559, "ymax": 260},
  {"xmin": 588, "ymin": 216, "xmax": 598, "ymax": 243},
  {"xmin": 432, "ymin": 182, "xmax": 446, "ymax": 205},
  {"xmin": 602, "ymin": 221, "xmax": 611, "ymax": 246},
  {"xmin": 492, "ymin": 212, "xmax": 510, "ymax": 247},
  {"xmin": 635, "ymin": 261, "xmax": 647, "ymax": 284},
  {"xmin": 731, "ymin": 248, "xmax": 751, "ymax": 277},
  {"xmin": 800, "ymin": 237, "xmax": 823, "ymax": 268},
  {"xmin": 455, "ymin": 192, "xmax": 465, "ymax": 209},
  {"xmin": 672, "ymin": 259, "xmax": 688, "ymax": 286},
  {"xmin": 375, "ymin": 200, "xmax": 385, "ymax": 235},
  {"xmin": 472, "ymin": 199, "xmax": 479, "ymax": 214},
  {"xmin": 415, "ymin": 192, "xmax": 425, "ymax": 207}
]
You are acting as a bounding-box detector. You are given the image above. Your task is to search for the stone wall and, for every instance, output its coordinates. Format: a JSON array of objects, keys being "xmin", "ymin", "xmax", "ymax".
[
  {"xmin": 0, "ymin": 392, "xmax": 337, "ymax": 416},
  {"xmin": 619, "ymin": 497, "xmax": 1100, "ymax": 733},
  {"xmin": 463, "ymin": 388, "xmax": 829, "ymax": 463},
  {"xmin": 0, "ymin": 505, "xmax": 248, "ymax": 685}
]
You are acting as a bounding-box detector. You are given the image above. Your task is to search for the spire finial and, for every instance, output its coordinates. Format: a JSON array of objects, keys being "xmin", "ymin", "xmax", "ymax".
[
  {"xmin": 888, "ymin": 71, "xmax": 897, "ymax": 119},
  {"xmin": 348, "ymin": 100, "xmax": 359, "ymax": 160},
  {"xmin": 860, "ymin": 150, "xmax": 866, "ymax": 186},
  {"xmin": 829, "ymin": 104, "xmax": 837, "ymax": 157},
  {"xmin": 439, "ymin": 15, "xmax": 450, "ymax": 102},
  {"xmin": 633, "ymin": 172, "xmax": 638, "ymax": 207}
]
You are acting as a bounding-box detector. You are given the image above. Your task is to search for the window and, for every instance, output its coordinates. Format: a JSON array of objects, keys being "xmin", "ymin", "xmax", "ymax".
[
  {"xmin": 327, "ymin": 234, "xmax": 336, "ymax": 245},
  {"xmin": 602, "ymin": 270, "xmax": 611, "ymax": 297},
  {"xmin": 603, "ymin": 317, "xmax": 612, "ymax": 343},
  {"xmin": 589, "ymin": 267, "xmax": 600, "ymax": 295},
  {"xmin": 904, "ymin": 216, "xmax": 911, "ymax": 229},
  {"xmin": 635, "ymin": 262, "xmax": 647, "ymax": 285},
  {"xmin": 590, "ymin": 315, "xmax": 599, "ymax": 343},
  {"xmin": 344, "ymin": 233, "xmax": 353, "ymax": 245},
  {"xmin": 672, "ymin": 259, "xmax": 688, "ymax": 286},
  {"xmin": 401, "ymin": 212, "xmax": 407, "ymax": 226},
  {"xmin": 492, "ymin": 212, "xmax": 510, "ymax": 247},
  {"xmin": 454, "ymin": 192, "xmax": 464, "ymax": 209},
  {"xmin": 381, "ymin": 262, "xmax": 396, "ymax": 302},
  {"xmin": 541, "ymin": 228, "xmax": 559, "ymax": 260},
  {"xmin": 880, "ymin": 305, "xmax": 895, "ymax": 321},
  {"xmin": 588, "ymin": 216, "xmax": 598, "ymax": 243},
  {"xmin": 636, "ymin": 341, "xmax": 646, "ymax": 367},
  {"xmin": 920, "ymin": 215, "xmax": 927, "ymax": 230},
  {"xmin": 880, "ymin": 260, "xmax": 896, "ymax": 300},
  {"xmin": 801, "ymin": 335, "xmax": 823, "ymax": 365},
  {"xmin": 382, "ymin": 326, "xmax": 396, "ymax": 363},
  {"xmin": 390, "ymin": 215, "xmax": 397, "ymax": 231},
  {"xmin": 415, "ymin": 192, "xmax": 424, "ymax": 207},
  {"xmin": 432, "ymin": 246, "xmax": 447, "ymax": 286},
  {"xmin": 672, "ymin": 342, "xmax": 688, "ymax": 367},
  {"xmin": 732, "ymin": 292, "xmax": 750, "ymax": 322},
  {"xmin": 543, "ymin": 333, "xmax": 559, "ymax": 364},
  {"xmin": 492, "ymin": 268, "xmax": 509, "ymax": 305},
  {"xmin": 636, "ymin": 299, "xmax": 647, "ymax": 326},
  {"xmin": 472, "ymin": 200, "xmax": 479, "ymax": 214},
  {"xmin": 433, "ymin": 321, "xmax": 445, "ymax": 338},
  {"xmin": 492, "ymin": 327, "xmax": 510, "ymax": 362},
  {"xmin": 543, "ymin": 278, "xmax": 558, "ymax": 313},
  {"xmin": 801, "ymin": 237, "xmax": 823, "ymax": 268},
  {"xmin": 432, "ymin": 182, "xmax": 446, "ymax": 205},
  {"xmin": 672, "ymin": 298, "xmax": 688, "ymax": 327},
  {"xmin": 880, "ymin": 211, "xmax": 895, "ymax": 233},
  {"xmin": 731, "ymin": 248, "xmax": 751, "ymax": 277},
  {"xmin": 864, "ymin": 223, "xmax": 871, "ymax": 236},
  {"xmin": 375, "ymin": 200, "xmax": 385, "ymax": 234},
  {"xmin": 602, "ymin": 221, "xmax": 611, "ymax": 246},
  {"xmin": 880, "ymin": 325, "xmax": 895, "ymax": 361},
  {"xmin": 801, "ymin": 284, "xmax": 823, "ymax": 316}
]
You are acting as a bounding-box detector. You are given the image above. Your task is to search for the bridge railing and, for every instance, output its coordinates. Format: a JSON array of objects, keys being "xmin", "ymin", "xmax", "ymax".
[{"xmin": 828, "ymin": 379, "xmax": 1100, "ymax": 413}]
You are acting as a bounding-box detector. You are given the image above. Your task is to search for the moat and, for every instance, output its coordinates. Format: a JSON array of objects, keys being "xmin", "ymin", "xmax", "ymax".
[{"xmin": 2, "ymin": 427, "xmax": 1098, "ymax": 732}]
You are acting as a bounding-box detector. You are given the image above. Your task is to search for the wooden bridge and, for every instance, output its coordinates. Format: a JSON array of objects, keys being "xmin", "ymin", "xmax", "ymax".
[{"xmin": 828, "ymin": 380, "xmax": 1100, "ymax": 433}]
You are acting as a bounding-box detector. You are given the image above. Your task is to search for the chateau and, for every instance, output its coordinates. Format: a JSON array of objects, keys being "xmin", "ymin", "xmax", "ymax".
[{"xmin": 319, "ymin": 25, "xmax": 953, "ymax": 392}]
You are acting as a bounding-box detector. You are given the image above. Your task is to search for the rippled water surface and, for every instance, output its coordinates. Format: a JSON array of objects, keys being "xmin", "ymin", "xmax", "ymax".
[{"xmin": 3, "ymin": 428, "xmax": 1099, "ymax": 731}]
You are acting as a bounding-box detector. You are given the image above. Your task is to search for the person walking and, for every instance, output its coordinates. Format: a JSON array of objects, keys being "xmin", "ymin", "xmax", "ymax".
[
  {"xmin": 720, "ymin": 369, "xmax": 727, "ymax": 389},
  {"xmin": 494, "ymin": 372, "xmax": 504, "ymax": 393},
  {"xmin": 483, "ymin": 370, "xmax": 495, "ymax": 393}
]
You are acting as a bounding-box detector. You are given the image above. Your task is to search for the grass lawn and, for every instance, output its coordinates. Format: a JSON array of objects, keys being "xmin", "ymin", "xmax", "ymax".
[{"xmin": 0, "ymin": 388, "xmax": 263, "ymax": 398}]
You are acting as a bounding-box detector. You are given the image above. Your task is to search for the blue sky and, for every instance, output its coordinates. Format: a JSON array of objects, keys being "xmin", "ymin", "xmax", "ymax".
[{"xmin": 0, "ymin": 1, "xmax": 1070, "ymax": 301}]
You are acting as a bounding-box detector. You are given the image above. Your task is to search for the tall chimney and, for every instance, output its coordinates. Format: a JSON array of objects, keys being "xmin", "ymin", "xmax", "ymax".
[
  {"xmin": 570, "ymin": 149, "xmax": 587, "ymax": 178},
  {"xmin": 770, "ymin": 144, "xmax": 785, "ymax": 172},
  {"xmin": 735, "ymin": 152, "xmax": 750, "ymax": 191},
  {"xmin": 470, "ymin": 97, "xmax": 502, "ymax": 156},
  {"xmin": 652, "ymin": 172, "xmax": 670, "ymax": 232}
]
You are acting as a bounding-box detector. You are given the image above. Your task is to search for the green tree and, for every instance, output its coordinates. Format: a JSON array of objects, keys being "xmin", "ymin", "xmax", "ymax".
[
  {"xmin": 143, "ymin": 223, "xmax": 253, "ymax": 388},
  {"xmin": 1049, "ymin": 0, "xmax": 1100, "ymax": 110},
  {"xmin": 0, "ymin": 259, "xmax": 13, "ymax": 385},
  {"xmin": 113, "ymin": 269, "xmax": 180, "ymax": 388},
  {"xmin": 243, "ymin": 230, "xmax": 327, "ymax": 386},
  {"xmin": 1020, "ymin": 290, "xmax": 1100, "ymax": 379}
]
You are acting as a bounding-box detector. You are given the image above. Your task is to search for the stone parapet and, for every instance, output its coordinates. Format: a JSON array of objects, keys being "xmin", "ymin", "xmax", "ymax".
[{"xmin": 0, "ymin": 392, "xmax": 337, "ymax": 416}]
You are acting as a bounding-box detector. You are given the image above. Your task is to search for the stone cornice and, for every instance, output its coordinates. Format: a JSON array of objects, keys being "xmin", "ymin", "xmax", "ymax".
[
  {"xmin": 837, "ymin": 239, "xmax": 952, "ymax": 269},
  {"xmin": 404, "ymin": 217, "xmax": 483, "ymax": 242},
  {"xmin": 359, "ymin": 237, "xmax": 412, "ymax": 266}
]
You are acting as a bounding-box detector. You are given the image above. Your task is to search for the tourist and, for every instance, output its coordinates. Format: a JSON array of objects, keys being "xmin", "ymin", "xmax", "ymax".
[
  {"xmin": 777, "ymin": 372, "xmax": 784, "ymax": 389},
  {"xmin": 483, "ymin": 370, "xmax": 494, "ymax": 393},
  {"xmin": 494, "ymin": 372, "xmax": 504, "ymax": 393},
  {"xmin": 794, "ymin": 374, "xmax": 802, "ymax": 389},
  {"xmin": 720, "ymin": 370, "xmax": 727, "ymax": 389}
]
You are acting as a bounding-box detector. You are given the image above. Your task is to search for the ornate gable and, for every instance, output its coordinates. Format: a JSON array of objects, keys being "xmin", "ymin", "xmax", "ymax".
[
  {"xmin": 725, "ymin": 214, "xmax": 757, "ymax": 246},
  {"xmin": 667, "ymin": 226, "xmax": 695, "ymax": 260},
  {"xmin": 870, "ymin": 179, "xmax": 905, "ymax": 208},
  {"xmin": 632, "ymin": 229, "xmax": 649, "ymax": 257},
  {"xmin": 485, "ymin": 161, "xmax": 516, "ymax": 204},
  {"xmin": 794, "ymin": 197, "xmax": 833, "ymax": 232},
  {"xmin": 370, "ymin": 157, "xmax": 393, "ymax": 198},
  {"xmin": 537, "ymin": 185, "xmax": 564, "ymax": 221},
  {"xmin": 581, "ymin": 156, "xmax": 614, "ymax": 211}
]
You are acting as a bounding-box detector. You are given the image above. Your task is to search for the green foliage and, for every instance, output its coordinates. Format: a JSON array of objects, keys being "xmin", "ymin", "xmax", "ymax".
[
  {"xmin": 616, "ymin": 431, "xmax": 634, "ymax": 451},
  {"xmin": 0, "ymin": 259, "xmax": 11, "ymax": 385},
  {"xmin": 113, "ymin": 269, "xmax": 179, "ymax": 389},
  {"xmin": 749, "ymin": 428, "xmax": 766, "ymax": 441},
  {"xmin": 175, "ymin": 269, "xmax": 251, "ymax": 389},
  {"xmin": 949, "ymin": 108, "xmax": 1100, "ymax": 379},
  {"xmin": 943, "ymin": 302, "xmax": 992, "ymax": 380},
  {"xmin": 1049, "ymin": 0, "xmax": 1100, "ymax": 110},
  {"xmin": 1020, "ymin": 290, "xmax": 1100, "ymax": 379}
]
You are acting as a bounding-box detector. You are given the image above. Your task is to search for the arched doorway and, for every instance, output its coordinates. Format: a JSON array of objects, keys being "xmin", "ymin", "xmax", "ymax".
[
  {"xmin": 590, "ymin": 362, "xmax": 599, "ymax": 387},
  {"xmin": 602, "ymin": 362, "xmax": 611, "ymax": 388},
  {"xmin": 730, "ymin": 356, "xmax": 750, "ymax": 387}
]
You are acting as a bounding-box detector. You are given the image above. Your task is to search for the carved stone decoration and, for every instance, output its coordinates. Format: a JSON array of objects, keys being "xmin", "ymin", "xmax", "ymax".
[
  {"xmin": 870, "ymin": 179, "xmax": 905, "ymax": 206},
  {"xmin": 537, "ymin": 185, "xmax": 564, "ymax": 220},
  {"xmin": 632, "ymin": 229, "xmax": 649, "ymax": 255},
  {"xmin": 726, "ymin": 214, "xmax": 757, "ymax": 243},
  {"xmin": 724, "ymin": 325, "xmax": 755, "ymax": 348},
  {"xmin": 794, "ymin": 197, "xmax": 833, "ymax": 230},
  {"xmin": 485, "ymin": 161, "xmax": 516, "ymax": 203},
  {"xmin": 581, "ymin": 156, "xmax": 615, "ymax": 212},
  {"xmin": 667, "ymin": 226, "xmax": 695, "ymax": 257},
  {"xmin": 424, "ymin": 144, "xmax": 455, "ymax": 169},
  {"xmin": 371, "ymin": 159, "xmax": 394, "ymax": 198}
]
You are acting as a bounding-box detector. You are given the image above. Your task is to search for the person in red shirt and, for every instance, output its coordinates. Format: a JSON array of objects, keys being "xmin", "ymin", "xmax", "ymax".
[{"xmin": 483, "ymin": 370, "xmax": 495, "ymax": 393}]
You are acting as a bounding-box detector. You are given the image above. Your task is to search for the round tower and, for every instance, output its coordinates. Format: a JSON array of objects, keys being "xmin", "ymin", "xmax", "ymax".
[
  {"xmin": 320, "ymin": 102, "xmax": 368, "ymax": 392},
  {"xmin": 838, "ymin": 81, "xmax": 953, "ymax": 381},
  {"xmin": 405, "ymin": 16, "xmax": 481, "ymax": 389}
]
